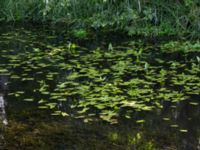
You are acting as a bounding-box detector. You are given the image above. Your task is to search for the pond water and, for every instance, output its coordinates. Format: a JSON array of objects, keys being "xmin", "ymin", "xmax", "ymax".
[{"xmin": 0, "ymin": 24, "xmax": 200, "ymax": 150}]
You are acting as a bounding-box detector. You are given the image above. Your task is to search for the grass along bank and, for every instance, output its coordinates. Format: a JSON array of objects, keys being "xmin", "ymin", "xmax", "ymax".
[{"xmin": 0, "ymin": 0, "xmax": 200, "ymax": 38}]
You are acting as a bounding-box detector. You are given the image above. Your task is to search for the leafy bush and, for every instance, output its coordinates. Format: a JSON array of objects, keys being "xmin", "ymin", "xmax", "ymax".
[{"xmin": 0, "ymin": 0, "xmax": 199, "ymax": 37}]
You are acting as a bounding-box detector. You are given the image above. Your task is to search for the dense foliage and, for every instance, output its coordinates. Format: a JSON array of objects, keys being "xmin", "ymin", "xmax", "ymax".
[{"xmin": 0, "ymin": 0, "xmax": 200, "ymax": 37}]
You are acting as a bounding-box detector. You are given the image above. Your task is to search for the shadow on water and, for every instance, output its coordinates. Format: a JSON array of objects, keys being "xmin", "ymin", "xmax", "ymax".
[{"xmin": 0, "ymin": 23, "xmax": 200, "ymax": 150}]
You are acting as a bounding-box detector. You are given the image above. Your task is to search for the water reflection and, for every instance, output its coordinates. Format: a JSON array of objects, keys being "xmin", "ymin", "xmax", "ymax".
[
  {"xmin": 0, "ymin": 95, "xmax": 8, "ymax": 125},
  {"xmin": 0, "ymin": 76, "xmax": 7, "ymax": 149},
  {"xmin": 0, "ymin": 75, "xmax": 8, "ymax": 125}
]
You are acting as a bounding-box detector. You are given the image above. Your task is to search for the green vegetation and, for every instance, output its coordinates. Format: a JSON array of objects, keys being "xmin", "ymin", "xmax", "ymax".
[
  {"xmin": 1, "ymin": 28, "xmax": 200, "ymax": 125},
  {"xmin": 0, "ymin": 1, "xmax": 200, "ymax": 149},
  {"xmin": 0, "ymin": 0, "xmax": 200, "ymax": 37}
]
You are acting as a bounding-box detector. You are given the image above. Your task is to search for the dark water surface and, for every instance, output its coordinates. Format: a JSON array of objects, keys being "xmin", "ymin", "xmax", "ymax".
[{"xmin": 0, "ymin": 24, "xmax": 200, "ymax": 150}]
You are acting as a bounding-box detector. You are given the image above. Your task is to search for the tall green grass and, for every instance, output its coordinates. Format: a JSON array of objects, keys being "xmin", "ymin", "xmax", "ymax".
[{"xmin": 0, "ymin": 0, "xmax": 199, "ymax": 37}]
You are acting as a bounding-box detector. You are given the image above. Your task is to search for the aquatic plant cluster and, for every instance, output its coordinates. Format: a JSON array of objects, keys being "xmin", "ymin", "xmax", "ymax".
[
  {"xmin": 0, "ymin": 28, "xmax": 200, "ymax": 124},
  {"xmin": 0, "ymin": 0, "xmax": 200, "ymax": 37}
]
